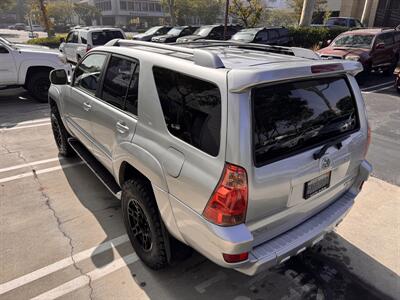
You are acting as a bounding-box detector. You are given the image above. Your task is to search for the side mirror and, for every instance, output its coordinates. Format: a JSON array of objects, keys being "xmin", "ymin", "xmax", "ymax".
[
  {"xmin": 375, "ymin": 42, "xmax": 385, "ymax": 49},
  {"xmin": 50, "ymin": 69, "xmax": 68, "ymax": 85},
  {"xmin": 59, "ymin": 37, "xmax": 65, "ymax": 43}
]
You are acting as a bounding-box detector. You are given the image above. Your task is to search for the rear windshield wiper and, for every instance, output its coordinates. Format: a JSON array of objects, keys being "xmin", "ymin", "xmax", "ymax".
[{"xmin": 313, "ymin": 135, "xmax": 350, "ymax": 160}]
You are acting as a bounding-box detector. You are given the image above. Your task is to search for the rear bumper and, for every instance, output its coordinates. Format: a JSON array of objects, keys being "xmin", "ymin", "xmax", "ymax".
[{"xmin": 169, "ymin": 160, "xmax": 372, "ymax": 275}]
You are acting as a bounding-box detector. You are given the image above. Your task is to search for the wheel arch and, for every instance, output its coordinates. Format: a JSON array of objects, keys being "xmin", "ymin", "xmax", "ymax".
[{"xmin": 23, "ymin": 66, "xmax": 53, "ymax": 87}]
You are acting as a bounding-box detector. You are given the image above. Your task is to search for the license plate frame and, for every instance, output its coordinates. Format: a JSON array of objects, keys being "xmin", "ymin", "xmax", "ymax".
[{"xmin": 304, "ymin": 172, "xmax": 331, "ymax": 199}]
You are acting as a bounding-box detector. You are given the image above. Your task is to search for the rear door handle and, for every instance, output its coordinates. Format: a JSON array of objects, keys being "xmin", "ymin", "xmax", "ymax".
[
  {"xmin": 83, "ymin": 102, "xmax": 91, "ymax": 111},
  {"xmin": 116, "ymin": 121, "xmax": 129, "ymax": 134}
]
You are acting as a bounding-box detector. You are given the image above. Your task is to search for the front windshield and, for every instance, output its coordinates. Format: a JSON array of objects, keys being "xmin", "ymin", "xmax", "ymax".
[
  {"xmin": 332, "ymin": 34, "xmax": 374, "ymax": 48},
  {"xmin": 194, "ymin": 26, "xmax": 213, "ymax": 37},
  {"xmin": 167, "ymin": 27, "xmax": 183, "ymax": 36},
  {"xmin": 0, "ymin": 37, "xmax": 13, "ymax": 46},
  {"xmin": 231, "ymin": 32, "xmax": 255, "ymax": 42},
  {"xmin": 144, "ymin": 26, "xmax": 162, "ymax": 35}
]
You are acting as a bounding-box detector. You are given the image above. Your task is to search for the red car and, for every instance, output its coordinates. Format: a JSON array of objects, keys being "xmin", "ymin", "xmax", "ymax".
[{"xmin": 318, "ymin": 28, "xmax": 400, "ymax": 77}]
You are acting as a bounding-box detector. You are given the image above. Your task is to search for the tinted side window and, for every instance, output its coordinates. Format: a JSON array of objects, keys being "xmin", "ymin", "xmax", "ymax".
[
  {"xmin": 377, "ymin": 33, "xmax": 394, "ymax": 45},
  {"xmin": 66, "ymin": 32, "xmax": 74, "ymax": 43},
  {"xmin": 125, "ymin": 64, "xmax": 140, "ymax": 115},
  {"xmin": 253, "ymin": 77, "xmax": 359, "ymax": 166},
  {"xmin": 0, "ymin": 46, "xmax": 9, "ymax": 53},
  {"xmin": 72, "ymin": 32, "xmax": 79, "ymax": 43},
  {"xmin": 349, "ymin": 19, "xmax": 356, "ymax": 27},
  {"xmin": 268, "ymin": 30, "xmax": 279, "ymax": 39},
  {"xmin": 74, "ymin": 54, "xmax": 107, "ymax": 94},
  {"xmin": 91, "ymin": 31, "xmax": 124, "ymax": 45},
  {"xmin": 101, "ymin": 56, "xmax": 137, "ymax": 109},
  {"xmin": 153, "ymin": 67, "xmax": 221, "ymax": 156},
  {"xmin": 256, "ymin": 31, "xmax": 268, "ymax": 41}
]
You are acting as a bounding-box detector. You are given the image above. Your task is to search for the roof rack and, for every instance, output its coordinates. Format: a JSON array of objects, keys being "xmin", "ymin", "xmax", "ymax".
[
  {"xmin": 105, "ymin": 39, "xmax": 225, "ymax": 68},
  {"xmin": 174, "ymin": 40, "xmax": 320, "ymax": 60}
]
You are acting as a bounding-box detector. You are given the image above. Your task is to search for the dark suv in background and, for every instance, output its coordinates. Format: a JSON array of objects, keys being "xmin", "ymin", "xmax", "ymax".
[
  {"xmin": 176, "ymin": 25, "xmax": 241, "ymax": 43},
  {"xmin": 151, "ymin": 26, "xmax": 198, "ymax": 43},
  {"xmin": 132, "ymin": 26, "xmax": 172, "ymax": 41},
  {"xmin": 318, "ymin": 28, "xmax": 400, "ymax": 76},
  {"xmin": 230, "ymin": 27, "xmax": 292, "ymax": 46}
]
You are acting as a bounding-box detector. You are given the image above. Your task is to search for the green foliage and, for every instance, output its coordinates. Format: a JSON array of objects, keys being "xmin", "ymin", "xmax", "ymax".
[
  {"xmin": 73, "ymin": 3, "xmax": 100, "ymax": 26},
  {"xmin": 0, "ymin": 0, "xmax": 15, "ymax": 11},
  {"xmin": 26, "ymin": 34, "xmax": 66, "ymax": 48},
  {"xmin": 286, "ymin": 0, "xmax": 328, "ymax": 23},
  {"xmin": 46, "ymin": 1, "xmax": 73, "ymax": 24},
  {"xmin": 288, "ymin": 26, "xmax": 347, "ymax": 49},
  {"xmin": 262, "ymin": 9, "xmax": 298, "ymax": 27},
  {"xmin": 162, "ymin": 0, "xmax": 221, "ymax": 26},
  {"xmin": 229, "ymin": 0, "xmax": 264, "ymax": 28}
]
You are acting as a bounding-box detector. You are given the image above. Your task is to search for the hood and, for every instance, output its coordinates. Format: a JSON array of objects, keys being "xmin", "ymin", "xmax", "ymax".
[
  {"xmin": 19, "ymin": 46, "xmax": 63, "ymax": 57},
  {"xmin": 15, "ymin": 43, "xmax": 50, "ymax": 50},
  {"xmin": 153, "ymin": 34, "xmax": 175, "ymax": 40},
  {"xmin": 177, "ymin": 35, "xmax": 203, "ymax": 42},
  {"xmin": 318, "ymin": 47, "xmax": 370, "ymax": 60},
  {"xmin": 132, "ymin": 33, "xmax": 152, "ymax": 41}
]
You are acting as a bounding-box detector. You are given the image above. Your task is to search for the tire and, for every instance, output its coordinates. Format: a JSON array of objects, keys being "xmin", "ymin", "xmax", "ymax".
[
  {"xmin": 50, "ymin": 106, "xmax": 73, "ymax": 157},
  {"xmin": 383, "ymin": 56, "xmax": 398, "ymax": 76},
  {"xmin": 122, "ymin": 179, "xmax": 169, "ymax": 270},
  {"xmin": 27, "ymin": 71, "xmax": 51, "ymax": 102}
]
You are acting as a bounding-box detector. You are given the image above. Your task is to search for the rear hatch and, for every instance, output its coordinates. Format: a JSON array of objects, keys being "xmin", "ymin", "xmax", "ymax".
[{"xmin": 245, "ymin": 75, "xmax": 366, "ymax": 245}]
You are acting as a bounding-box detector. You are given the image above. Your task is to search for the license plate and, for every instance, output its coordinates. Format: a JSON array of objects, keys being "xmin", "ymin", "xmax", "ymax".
[{"xmin": 304, "ymin": 172, "xmax": 331, "ymax": 199}]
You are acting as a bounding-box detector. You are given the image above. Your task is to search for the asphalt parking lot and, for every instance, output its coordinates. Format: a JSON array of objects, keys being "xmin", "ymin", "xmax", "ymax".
[{"xmin": 0, "ymin": 75, "xmax": 398, "ymax": 300}]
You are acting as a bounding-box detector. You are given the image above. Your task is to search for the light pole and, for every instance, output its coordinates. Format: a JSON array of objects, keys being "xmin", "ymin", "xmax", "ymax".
[{"xmin": 223, "ymin": 0, "xmax": 229, "ymax": 40}]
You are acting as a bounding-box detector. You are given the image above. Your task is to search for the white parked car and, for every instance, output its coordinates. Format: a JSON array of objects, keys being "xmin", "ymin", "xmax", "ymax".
[
  {"xmin": 59, "ymin": 27, "xmax": 126, "ymax": 64},
  {"xmin": 0, "ymin": 37, "xmax": 71, "ymax": 102}
]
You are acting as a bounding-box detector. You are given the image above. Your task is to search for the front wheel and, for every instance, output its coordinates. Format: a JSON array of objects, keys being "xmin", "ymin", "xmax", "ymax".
[
  {"xmin": 50, "ymin": 106, "xmax": 73, "ymax": 157},
  {"xmin": 121, "ymin": 179, "xmax": 169, "ymax": 270},
  {"xmin": 27, "ymin": 71, "xmax": 51, "ymax": 102}
]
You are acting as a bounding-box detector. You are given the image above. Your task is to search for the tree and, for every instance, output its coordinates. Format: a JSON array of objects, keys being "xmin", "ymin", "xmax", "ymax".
[
  {"xmin": 287, "ymin": 0, "xmax": 327, "ymax": 22},
  {"xmin": 229, "ymin": 0, "xmax": 264, "ymax": 28},
  {"xmin": 191, "ymin": 0, "xmax": 221, "ymax": 24},
  {"xmin": 73, "ymin": 2, "xmax": 100, "ymax": 26},
  {"xmin": 46, "ymin": 1, "xmax": 73, "ymax": 24},
  {"xmin": 0, "ymin": 0, "xmax": 15, "ymax": 11},
  {"xmin": 162, "ymin": 0, "xmax": 176, "ymax": 26},
  {"xmin": 262, "ymin": 9, "xmax": 298, "ymax": 27}
]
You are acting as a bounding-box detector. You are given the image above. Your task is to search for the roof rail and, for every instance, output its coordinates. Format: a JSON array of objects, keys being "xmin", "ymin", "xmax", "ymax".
[
  {"xmin": 105, "ymin": 39, "xmax": 225, "ymax": 69},
  {"xmin": 174, "ymin": 40, "xmax": 320, "ymax": 60}
]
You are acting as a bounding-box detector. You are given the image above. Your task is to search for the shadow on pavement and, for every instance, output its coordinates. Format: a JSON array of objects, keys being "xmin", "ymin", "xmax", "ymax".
[
  {"xmin": 62, "ymin": 161, "xmax": 392, "ymax": 300},
  {"xmin": 0, "ymin": 88, "xmax": 49, "ymax": 127}
]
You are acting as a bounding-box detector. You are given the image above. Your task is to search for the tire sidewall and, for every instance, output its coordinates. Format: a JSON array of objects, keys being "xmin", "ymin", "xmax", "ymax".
[
  {"xmin": 121, "ymin": 181, "xmax": 167, "ymax": 268},
  {"xmin": 29, "ymin": 73, "xmax": 50, "ymax": 102},
  {"xmin": 50, "ymin": 110, "xmax": 69, "ymax": 156}
]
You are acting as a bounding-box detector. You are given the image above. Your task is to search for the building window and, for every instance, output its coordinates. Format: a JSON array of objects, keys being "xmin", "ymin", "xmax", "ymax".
[
  {"xmin": 95, "ymin": 0, "xmax": 112, "ymax": 11},
  {"xmin": 120, "ymin": 0, "xmax": 127, "ymax": 10}
]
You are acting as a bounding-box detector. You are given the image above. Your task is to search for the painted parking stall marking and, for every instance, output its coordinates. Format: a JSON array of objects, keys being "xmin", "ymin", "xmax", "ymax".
[{"xmin": 0, "ymin": 235, "xmax": 130, "ymax": 295}]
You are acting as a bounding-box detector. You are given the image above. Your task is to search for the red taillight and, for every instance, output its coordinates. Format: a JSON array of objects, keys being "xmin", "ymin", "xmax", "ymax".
[
  {"xmin": 86, "ymin": 44, "xmax": 92, "ymax": 52},
  {"xmin": 311, "ymin": 64, "xmax": 344, "ymax": 74},
  {"xmin": 223, "ymin": 252, "xmax": 249, "ymax": 263},
  {"xmin": 203, "ymin": 163, "xmax": 248, "ymax": 226},
  {"xmin": 364, "ymin": 124, "xmax": 371, "ymax": 158}
]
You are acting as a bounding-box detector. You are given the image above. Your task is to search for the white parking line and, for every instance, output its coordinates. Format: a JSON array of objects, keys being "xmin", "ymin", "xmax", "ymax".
[
  {"xmin": 0, "ymin": 158, "xmax": 63, "ymax": 173},
  {"xmin": 361, "ymin": 81, "xmax": 393, "ymax": 91},
  {"xmin": 30, "ymin": 253, "xmax": 139, "ymax": 300},
  {"xmin": 362, "ymin": 85, "xmax": 394, "ymax": 94},
  {"xmin": 0, "ymin": 122, "xmax": 51, "ymax": 131},
  {"xmin": 0, "ymin": 118, "xmax": 50, "ymax": 128},
  {"xmin": 0, "ymin": 162, "xmax": 84, "ymax": 183},
  {"xmin": 0, "ymin": 235, "xmax": 130, "ymax": 295}
]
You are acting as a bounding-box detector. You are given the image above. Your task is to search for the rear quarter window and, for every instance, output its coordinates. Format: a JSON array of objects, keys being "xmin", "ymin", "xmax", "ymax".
[
  {"xmin": 153, "ymin": 67, "xmax": 221, "ymax": 156},
  {"xmin": 252, "ymin": 77, "xmax": 359, "ymax": 166},
  {"xmin": 91, "ymin": 30, "xmax": 124, "ymax": 45}
]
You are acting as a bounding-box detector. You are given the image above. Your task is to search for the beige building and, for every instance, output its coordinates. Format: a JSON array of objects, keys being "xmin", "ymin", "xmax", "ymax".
[{"xmin": 340, "ymin": 0, "xmax": 400, "ymax": 27}]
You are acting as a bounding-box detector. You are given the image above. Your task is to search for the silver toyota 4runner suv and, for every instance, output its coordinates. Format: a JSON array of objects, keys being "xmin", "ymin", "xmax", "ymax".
[{"xmin": 48, "ymin": 40, "xmax": 372, "ymax": 275}]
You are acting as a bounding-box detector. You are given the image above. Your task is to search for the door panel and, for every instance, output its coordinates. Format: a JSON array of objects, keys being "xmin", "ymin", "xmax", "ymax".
[
  {"xmin": 0, "ymin": 46, "xmax": 17, "ymax": 84},
  {"xmin": 90, "ymin": 55, "xmax": 139, "ymax": 173},
  {"xmin": 64, "ymin": 53, "xmax": 107, "ymax": 150}
]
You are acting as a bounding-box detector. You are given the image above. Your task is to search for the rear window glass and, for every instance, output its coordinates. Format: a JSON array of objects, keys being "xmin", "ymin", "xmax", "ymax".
[
  {"xmin": 252, "ymin": 77, "xmax": 359, "ymax": 166},
  {"xmin": 91, "ymin": 30, "xmax": 124, "ymax": 45},
  {"xmin": 153, "ymin": 67, "xmax": 221, "ymax": 156}
]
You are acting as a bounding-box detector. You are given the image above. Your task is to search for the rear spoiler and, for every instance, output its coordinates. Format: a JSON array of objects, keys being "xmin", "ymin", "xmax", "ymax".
[{"xmin": 229, "ymin": 60, "xmax": 363, "ymax": 93}]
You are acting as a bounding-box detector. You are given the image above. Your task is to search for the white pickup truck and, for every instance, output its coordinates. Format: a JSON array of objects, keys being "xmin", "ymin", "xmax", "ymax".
[{"xmin": 0, "ymin": 36, "xmax": 71, "ymax": 102}]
